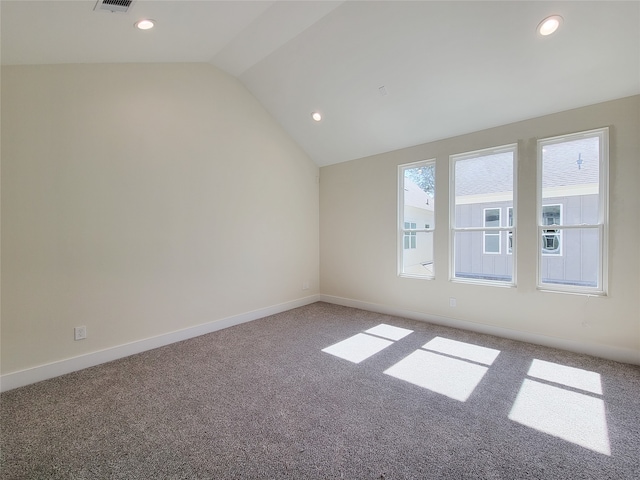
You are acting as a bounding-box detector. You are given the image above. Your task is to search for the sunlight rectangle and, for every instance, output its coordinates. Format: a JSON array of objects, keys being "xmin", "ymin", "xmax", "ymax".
[
  {"xmin": 322, "ymin": 333, "xmax": 393, "ymax": 364},
  {"xmin": 384, "ymin": 350, "xmax": 488, "ymax": 401},
  {"xmin": 365, "ymin": 324, "xmax": 413, "ymax": 341},
  {"xmin": 422, "ymin": 337, "xmax": 500, "ymax": 365},
  {"xmin": 508, "ymin": 379, "xmax": 610, "ymax": 455},
  {"xmin": 528, "ymin": 359, "xmax": 602, "ymax": 394}
]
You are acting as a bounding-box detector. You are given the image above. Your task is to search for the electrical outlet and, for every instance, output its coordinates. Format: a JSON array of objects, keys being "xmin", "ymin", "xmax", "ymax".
[
  {"xmin": 302, "ymin": 280, "xmax": 310, "ymax": 290},
  {"xmin": 449, "ymin": 298, "xmax": 457, "ymax": 307},
  {"xmin": 74, "ymin": 326, "xmax": 87, "ymax": 341}
]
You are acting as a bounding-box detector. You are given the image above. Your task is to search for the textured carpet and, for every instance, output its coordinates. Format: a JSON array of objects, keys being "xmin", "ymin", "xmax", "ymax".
[{"xmin": 1, "ymin": 302, "xmax": 639, "ymax": 479}]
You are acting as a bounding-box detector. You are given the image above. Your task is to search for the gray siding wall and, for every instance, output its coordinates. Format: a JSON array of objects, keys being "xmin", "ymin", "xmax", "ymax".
[{"xmin": 455, "ymin": 194, "xmax": 598, "ymax": 285}]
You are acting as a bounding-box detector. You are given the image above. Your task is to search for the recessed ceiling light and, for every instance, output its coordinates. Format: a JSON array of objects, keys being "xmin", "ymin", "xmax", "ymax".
[
  {"xmin": 311, "ymin": 112, "xmax": 322, "ymax": 122},
  {"xmin": 537, "ymin": 15, "xmax": 563, "ymax": 36},
  {"xmin": 135, "ymin": 19, "xmax": 155, "ymax": 30}
]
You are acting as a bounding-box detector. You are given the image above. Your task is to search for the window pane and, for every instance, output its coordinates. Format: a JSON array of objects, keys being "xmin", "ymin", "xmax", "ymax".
[
  {"xmin": 542, "ymin": 229, "xmax": 561, "ymax": 255},
  {"xmin": 540, "ymin": 228, "xmax": 600, "ymax": 288},
  {"xmin": 404, "ymin": 165, "xmax": 435, "ymax": 228},
  {"xmin": 454, "ymin": 231, "xmax": 512, "ymax": 282},
  {"xmin": 402, "ymin": 231, "xmax": 434, "ymax": 276},
  {"xmin": 484, "ymin": 234, "xmax": 500, "ymax": 253},
  {"xmin": 542, "ymin": 205, "xmax": 561, "ymax": 226},
  {"xmin": 484, "ymin": 208, "xmax": 500, "ymax": 227},
  {"xmin": 541, "ymin": 136, "xmax": 599, "ymax": 227},
  {"xmin": 454, "ymin": 151, "xmax": 513, "ymax": 228}
]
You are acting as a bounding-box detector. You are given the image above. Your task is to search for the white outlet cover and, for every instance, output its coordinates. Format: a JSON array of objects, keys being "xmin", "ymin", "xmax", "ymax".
[{"xmin": 74, "ymin": 326, "xmax": 87, "ymax": 340}]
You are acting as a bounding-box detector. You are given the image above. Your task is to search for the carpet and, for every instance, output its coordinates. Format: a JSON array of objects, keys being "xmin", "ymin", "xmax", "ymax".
[{"xmin": 2, "ymin": 302, "xmax": 639, "ymax": 479}]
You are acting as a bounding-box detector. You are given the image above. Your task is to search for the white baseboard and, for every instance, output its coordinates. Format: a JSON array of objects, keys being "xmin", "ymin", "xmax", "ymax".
[
  {"xmin": 320, "ymin": 294, "xmax": 640, "ymax": 366},
  {"xmin": 1, "ymin": 295, "xmax": 321, "ymax": 392}
]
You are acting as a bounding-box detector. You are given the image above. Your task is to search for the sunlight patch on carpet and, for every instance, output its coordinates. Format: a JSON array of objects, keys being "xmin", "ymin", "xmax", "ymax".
[
  {"xmin": 384, "ymin": 349, "xmax": 488, "ymax": 401},
  {"xmin": 322, "ymin": 333, "xmax": 393, "ymax": 363},
  {"xmin": 527, "ymin": 359, "xmax": 602, "ymax": 394},
  {"xmin": 365, "ymin": 324, "xmax": 413, "ymax": 341},
  {"xmin": 509, "ymin": 377, "xmax": 610, "ymax": 455},
  {"xmin": 422, "ymin": 337, "xmax": 500, "ymax": 365}
]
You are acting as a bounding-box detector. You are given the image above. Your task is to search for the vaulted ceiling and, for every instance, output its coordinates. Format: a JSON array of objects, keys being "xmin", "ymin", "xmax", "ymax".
[{"xmin": 2, "ymin": 1, "xmax": 638, "ymax": 167}]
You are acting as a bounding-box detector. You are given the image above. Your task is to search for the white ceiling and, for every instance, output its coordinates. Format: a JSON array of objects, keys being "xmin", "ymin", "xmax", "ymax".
[{"xmin": 2, "ymin": 1, "xmax": 639, "ymax": 167}]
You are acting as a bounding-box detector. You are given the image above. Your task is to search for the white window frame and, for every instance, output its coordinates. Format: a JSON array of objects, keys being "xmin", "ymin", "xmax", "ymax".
[
  {"xmin": 398, "ymin": 159, "xmax": 436, "ymax": 279},
  {"xmin": 483, "ymin": 207, "xmax": 502, "ymax": 254},
  {"xmin": 450, "ymin": 143, "xmax": 517, "ymax": 286},
  {"xmin": 537, "ymin": 128, "xmax": 608, "ymax": 295}
]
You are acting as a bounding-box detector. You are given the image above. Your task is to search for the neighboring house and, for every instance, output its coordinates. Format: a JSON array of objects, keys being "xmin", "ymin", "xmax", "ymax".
[
  {"xmin": 402, "ymin": 177, "xmax": 434, "ymax": 274},
  {"xmin": 454, "ymin": 138, "xmax": 599, "ymax": 286}
]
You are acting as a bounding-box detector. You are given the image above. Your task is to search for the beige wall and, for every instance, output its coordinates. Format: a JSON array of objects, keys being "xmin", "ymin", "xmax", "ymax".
[
  {"xmin": 320, "ymin": 96, "xmax": 640, "ymax": 358},
  {"xmin": 1, "ymin": 63, "xmax": 319, "ymax": 374}
]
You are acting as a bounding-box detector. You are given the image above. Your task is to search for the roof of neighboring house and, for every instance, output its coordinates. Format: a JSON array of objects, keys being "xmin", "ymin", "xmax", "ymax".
[
  {"xmin": 404, "ymin": 178, "xmax": 434, "ymax": 211},
  {"xmin": 455, "ymin": 136, "xmax": 599, "ymax": 197},
  {"xmin": 455, "ymin": 152, "xmax": 514, "ymax": 196},
  {"xmin": 542, "ymin": 138, "xmax": 599, "ymax": 189}
]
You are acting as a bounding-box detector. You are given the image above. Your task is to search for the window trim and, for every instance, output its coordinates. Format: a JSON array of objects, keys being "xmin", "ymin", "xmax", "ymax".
[
  {"xmin": 449, "ymin": 143, "xmax": 518, "ymax": 287},
  {"xmin": 536, "ymin": 127, "xmax": 608, "ymax": 295},
  {"xmin": 398, "ymin": 159, "xmax": 436, "ymax": 279}
]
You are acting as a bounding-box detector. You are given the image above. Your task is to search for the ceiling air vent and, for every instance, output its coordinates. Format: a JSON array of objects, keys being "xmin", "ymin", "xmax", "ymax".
[{"xmin": 94, "ymin": 0, "xmax": 134, "ymax": 14}]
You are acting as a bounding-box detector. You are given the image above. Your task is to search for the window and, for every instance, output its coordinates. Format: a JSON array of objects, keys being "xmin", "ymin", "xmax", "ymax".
[
  {"xmin": 541, "ymin": 205, "xmax": 562, "ymax": 255},
  {"xmin": 483, "ymin": 208, "xmax": 501, "ymax": 254},
  {"xmin": 399, "ymin": 160, "xmax": 435, "ymax": 278},
  {"xmin": 507, "ymin": 207, "xmax": 513, "ymax": 255},
  {"xmin": 404, "ymin": 222, "xmax": 417, "ymax": 249},
  {"xmin": 451, "ymin": 144, "xmax": 516, "ymax": 285},
  {"xmin": 538, "ymin": 128, "xmax": 608, "ymax": 293}
]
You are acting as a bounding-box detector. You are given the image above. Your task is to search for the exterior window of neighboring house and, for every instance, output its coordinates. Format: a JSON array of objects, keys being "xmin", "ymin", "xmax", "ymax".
[
  {"xmin": 507, "ymin": 207, "xmax": 513, "ymax": 254},
  {"xmin": 538, "ymin": 128, "xmax": 608, "ymax": 294},
  {"xmin": 399, "ymin": 160, "xmax": 435, "ymax": 279},
  {"xmin": 483, "ymin": 208, "xmax": 501, "ymax": 254},
  {"xmin": 451, "ymin": 144, "xmax": 516, "ymax": 285},
  {"xmin": 541, "ymin": 205, "xmax": 562, "ymax": 255},
  {"xmin": 404, "ymin": 222, "xmax": 417, "ymax": 249}
]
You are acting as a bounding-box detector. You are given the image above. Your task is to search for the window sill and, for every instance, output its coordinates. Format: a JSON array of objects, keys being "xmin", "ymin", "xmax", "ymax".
[
  {"xmin": 537, "ymin": 285, "xmax": 606, "ymax": 297},
  {"xmin": 450, "ymin": 277, "xmax": 516, "ymax": 288},
  {"xmin": 399, "ymin": 273, "xmax": 434, "ymax": 280}
]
